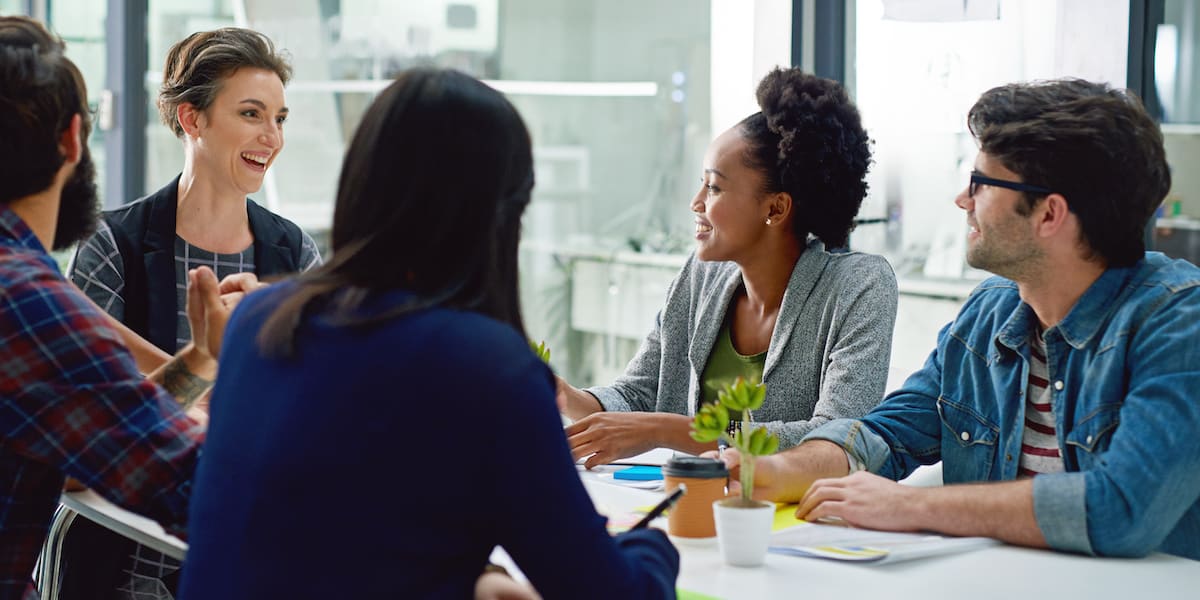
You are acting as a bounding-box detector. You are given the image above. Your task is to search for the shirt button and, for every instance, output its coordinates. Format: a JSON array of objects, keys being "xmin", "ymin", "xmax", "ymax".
[
  {"xmin": 961, "ymin": 431, "xmax": 970, "ymax": 441},
  {"xmin": 1086, "ymin": 435, "xmax": 1094, "ymax": 445},
  {"xmin": 1054, "ymin": 380, "xmax": 1064, "ymax": 391},
  {"xmin": 1006, "ymin": 454, "xmax": 1013, "ymax": 461}
]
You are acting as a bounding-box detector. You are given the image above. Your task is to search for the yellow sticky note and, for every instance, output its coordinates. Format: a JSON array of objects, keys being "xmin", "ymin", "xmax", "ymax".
[{"xmin": 772, "ymin": 502, "xmax": 806, "ymax": 531}]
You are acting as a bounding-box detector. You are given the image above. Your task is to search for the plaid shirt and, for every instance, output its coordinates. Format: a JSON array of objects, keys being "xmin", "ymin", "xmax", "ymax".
[{"xmin": 0, "ymin": 206, "xmax": 203, "ymax": 599}]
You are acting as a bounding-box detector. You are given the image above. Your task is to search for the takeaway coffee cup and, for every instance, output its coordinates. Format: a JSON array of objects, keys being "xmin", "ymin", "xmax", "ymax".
[{"xmin": 663, "ymin": 456, "xmax": 728, "ymax": 538}]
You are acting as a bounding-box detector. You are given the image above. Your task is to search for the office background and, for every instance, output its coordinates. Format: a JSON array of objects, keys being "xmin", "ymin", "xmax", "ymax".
[{"xmin": 4, "ymin": 0, "xmax": 1197, "ymax": 388}]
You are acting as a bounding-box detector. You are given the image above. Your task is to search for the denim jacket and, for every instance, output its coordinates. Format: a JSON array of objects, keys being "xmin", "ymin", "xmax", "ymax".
[{"xmin": 805, "ymin": 252, "xmax": 1200, "ymax": 559}]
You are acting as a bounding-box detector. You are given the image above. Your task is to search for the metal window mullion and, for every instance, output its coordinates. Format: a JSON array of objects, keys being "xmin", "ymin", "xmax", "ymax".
[{"xmin": 103, "ymin": 0, "xmax": 147, "ymax": 208}]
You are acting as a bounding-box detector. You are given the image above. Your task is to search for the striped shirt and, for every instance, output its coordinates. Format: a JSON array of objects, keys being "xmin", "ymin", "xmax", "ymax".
[
  {"xmin": 69, "ymin": 219, "xmax": 322, "ymax": 352},
  {"xmin": 1019, "ymin": 331, "xmax": 1065, "ymax": 477}
]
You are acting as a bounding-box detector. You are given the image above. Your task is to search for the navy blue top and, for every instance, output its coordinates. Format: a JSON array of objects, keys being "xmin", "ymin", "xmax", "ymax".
[{"xmin": 178, "ymin": 283, "xmax": 679, "ymax": 599}]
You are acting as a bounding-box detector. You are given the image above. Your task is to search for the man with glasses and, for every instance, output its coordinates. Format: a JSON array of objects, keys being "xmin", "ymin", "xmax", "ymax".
[{"xmin": 719, "ymin": 78, "xmax": 1200, "ymax": 559}]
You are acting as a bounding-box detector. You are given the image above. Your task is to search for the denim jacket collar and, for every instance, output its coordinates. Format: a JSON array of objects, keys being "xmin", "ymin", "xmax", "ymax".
[{"xmin": 994, "ymin": 261, "xmax": 1140, "ymax": 354}]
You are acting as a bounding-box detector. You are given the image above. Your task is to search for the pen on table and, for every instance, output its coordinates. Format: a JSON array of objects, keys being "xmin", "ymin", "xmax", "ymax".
[{"xmin": 631, "ymin": 484, "xmax": 687, "ymax": 530}]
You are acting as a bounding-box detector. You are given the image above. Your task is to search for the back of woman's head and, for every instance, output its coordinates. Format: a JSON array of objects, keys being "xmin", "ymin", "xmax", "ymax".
[
  {"xmin": 739, "ymin": 67, "xmax": 871, "ymax": 249},
  {"xmin": 259, "ymin": 68, "xmax": 534, "ymax": 356},
  {"xmin": 158, "ymin": 27, "xmax": 292, "ymax": 137}
]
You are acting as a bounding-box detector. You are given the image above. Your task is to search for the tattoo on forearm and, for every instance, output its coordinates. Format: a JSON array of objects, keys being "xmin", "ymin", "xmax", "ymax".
[{"xmin": 158, "ymin": 358, "xmax": 213, "ymax": 408}]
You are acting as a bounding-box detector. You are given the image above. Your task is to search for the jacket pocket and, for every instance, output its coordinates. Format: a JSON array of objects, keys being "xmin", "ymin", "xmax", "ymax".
[
  {"xmin": 938, "ymin": 396, "xmax": 1000, "ymax": 481},
  {"xmin": 1065, "ymin": 402, "xmax": 1121, "ymax": 461}
]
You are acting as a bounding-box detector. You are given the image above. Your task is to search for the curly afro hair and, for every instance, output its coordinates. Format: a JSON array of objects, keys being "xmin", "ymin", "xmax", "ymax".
[{"xmin": 738, "ymin": 67, "xmax": 871, "ymax": 249}]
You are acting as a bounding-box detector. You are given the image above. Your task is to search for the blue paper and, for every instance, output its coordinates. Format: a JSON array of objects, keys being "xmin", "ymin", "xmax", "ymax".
[{"xmin": 613, "ymin": 466, "xmax": 663, "ymax": 481}]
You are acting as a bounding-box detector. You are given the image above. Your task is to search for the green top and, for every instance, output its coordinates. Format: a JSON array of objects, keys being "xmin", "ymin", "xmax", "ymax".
[{"xmin": 699, "ymin": 310, "xmax": 766, "ymax": 421}]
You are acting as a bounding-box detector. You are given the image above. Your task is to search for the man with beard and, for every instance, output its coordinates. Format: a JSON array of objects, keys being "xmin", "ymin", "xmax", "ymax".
[
  {"xmin": 718, "ymin": 79, "xmax": 1200, "ymax": 560},
  {"xmin": 0, "ymin": 16, "xmax": 231, "ymax": 598}
]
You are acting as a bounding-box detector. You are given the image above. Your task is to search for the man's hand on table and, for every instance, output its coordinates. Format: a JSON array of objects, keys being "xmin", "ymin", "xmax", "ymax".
[{"xmin": 797, "ymin": 470, "xmax": 923, "ymax": 531}]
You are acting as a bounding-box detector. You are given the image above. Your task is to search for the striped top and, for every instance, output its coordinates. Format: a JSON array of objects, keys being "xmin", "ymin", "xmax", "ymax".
[
  {"xmin": 69, "ymin": 219, "xmax": 322, "ymax": 352},
  {"xmin": 1019, "ymin": 331, "xmax": 1065, "ymax": 477}
]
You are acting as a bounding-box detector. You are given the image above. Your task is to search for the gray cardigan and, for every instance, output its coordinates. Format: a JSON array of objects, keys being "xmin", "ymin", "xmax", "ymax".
[{"xmin": 586, "ymin": 239, "xmax": 898, "ymax": 449}]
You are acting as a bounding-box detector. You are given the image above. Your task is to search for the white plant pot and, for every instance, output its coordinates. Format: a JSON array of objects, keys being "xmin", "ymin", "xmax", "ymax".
[{"xmin": 713, "ymin": 498, "xmax": 775, "ymax": 567}]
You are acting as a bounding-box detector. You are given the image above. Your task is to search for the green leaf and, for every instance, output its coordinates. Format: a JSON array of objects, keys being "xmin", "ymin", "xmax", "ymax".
[
  {"xmin": 717, "ymin": 376, "xmax": 767, "ymax": 413},
  {"xmin": 529, "ymin": 340, "xmax": 551, "ymax": 364},
  {"xmin": 690, "ymin": 403, "xmax": 730, "ymax": 442},
  {"xmin": 748, "ymin": 383, "xmax": 766, "ymax": 411},
  {"xmin": 763, "ymin": 434, "xmax": 779, "ymax": 456},
  {"xmin": 743, "ymin": 425, "xmax": 779, "ymax": 457}
]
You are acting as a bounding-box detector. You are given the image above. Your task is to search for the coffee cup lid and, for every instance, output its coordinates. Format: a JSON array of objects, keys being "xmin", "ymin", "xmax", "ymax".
[{"xmin": 663, "ymin": 456, "xmax": 728, "ymax": 478}]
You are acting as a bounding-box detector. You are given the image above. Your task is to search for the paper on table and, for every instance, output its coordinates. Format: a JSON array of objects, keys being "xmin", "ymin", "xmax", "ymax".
[
  {"xmin": 769, "ymin": 522, "xmax": 997, "ymax": 564},
  {"xmin": 574, "ymin": 447, "xmax": 686, "ymax": 468},
  {"xmin": 611, "ymin": 447, "xmax": 683, "ymax": 466}
]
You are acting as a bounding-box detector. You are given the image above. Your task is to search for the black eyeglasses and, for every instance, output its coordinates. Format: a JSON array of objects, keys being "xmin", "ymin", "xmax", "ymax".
[{"xmin": 969, "ymin": 172, "xmax": 1052, "ymax": 198}]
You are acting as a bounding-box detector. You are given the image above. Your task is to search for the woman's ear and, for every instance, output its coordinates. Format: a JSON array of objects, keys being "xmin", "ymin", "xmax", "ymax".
[
  {"xmin": 177, "ymin": 103, "xmax": 202, "ymax": 137},
  {"xmin": 766, "ymin": 191, "xmax": 792, "ymax": 226}
]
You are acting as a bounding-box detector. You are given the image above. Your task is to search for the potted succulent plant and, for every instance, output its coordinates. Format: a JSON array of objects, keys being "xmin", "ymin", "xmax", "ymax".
[{"xmin": 690, "ymin": 377, "xmax": 779, "ymax": 566}]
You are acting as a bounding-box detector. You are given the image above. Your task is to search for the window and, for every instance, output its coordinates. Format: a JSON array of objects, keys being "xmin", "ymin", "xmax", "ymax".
[
  {"xmin": 1152, "ymin": 0, "xmax": 1200, "ymax": 263},
  {"xmin": 848, "ymin": 0, "xmax": 1130, "ymax": 290},
  {"xmin": 141, "ymin": 0, "xmax": 789, "ymax": 386}
]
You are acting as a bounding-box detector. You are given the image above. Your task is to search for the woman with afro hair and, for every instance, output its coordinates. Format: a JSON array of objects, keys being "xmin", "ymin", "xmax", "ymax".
[{"xmin": 561, "ymin": 67, "xmax": 898, "ymax": 467}]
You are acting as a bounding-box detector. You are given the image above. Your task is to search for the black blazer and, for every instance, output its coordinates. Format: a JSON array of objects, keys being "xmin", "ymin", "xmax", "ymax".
[{"xmin": 104, "ymin": 175, "xmax": 308, "ymax": 353}]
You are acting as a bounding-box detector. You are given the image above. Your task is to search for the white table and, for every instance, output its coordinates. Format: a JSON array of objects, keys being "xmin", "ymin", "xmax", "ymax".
[
  {"xmin": 572, "ymin": 474, "xmax": 1200, "ymax": 599},
  {"xmin": 58, "ymin": 490, "xmax": 187, "ymax": 559},
  {"xmin": 35, "ymin": 491, "xmax": 186, "ymax": 600},
  {"xmin": 41, "ymin": 475, "xmax": 1200, "ymax": 600}
]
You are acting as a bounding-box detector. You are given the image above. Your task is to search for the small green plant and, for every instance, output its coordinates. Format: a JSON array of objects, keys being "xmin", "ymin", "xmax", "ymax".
[
  {"xmin": 529, "ymin": 340, "xmax": 551, "ymax": 364},
  {"xmin": 690, "ymin": 377, "xmax": 779, "ymax": 503}
]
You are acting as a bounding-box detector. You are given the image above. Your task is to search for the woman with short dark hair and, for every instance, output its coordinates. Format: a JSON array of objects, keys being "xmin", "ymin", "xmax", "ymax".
[
  {"xmin": 177, "ymin": 67, "xmax": 679, "ymax": 599},
  {"xmin": 63, "ymin": 27, "xmax": 321, "ymax": 600},
  {"xmin": 70, "ymin": 27, "xmax": 320, "ymax": 368}
]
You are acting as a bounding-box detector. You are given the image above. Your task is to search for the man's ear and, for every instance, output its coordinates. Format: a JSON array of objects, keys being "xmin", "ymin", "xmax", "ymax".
[
  {"xmin": 177, "ymin": 103, "xmax": 202, "ymax": 137},
  {"xmin": 58, "ymin": 113, "xmax": 83, "ymax": 165},
  {"xmin": 1035, "ymin": 193, "xmax": 1071, "ymax": 238}
]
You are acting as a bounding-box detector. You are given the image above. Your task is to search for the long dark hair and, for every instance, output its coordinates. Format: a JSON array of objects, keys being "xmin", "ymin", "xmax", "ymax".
[{"xmin": 258, "ymin": 68, "xmax": 534, "ymax": 356}]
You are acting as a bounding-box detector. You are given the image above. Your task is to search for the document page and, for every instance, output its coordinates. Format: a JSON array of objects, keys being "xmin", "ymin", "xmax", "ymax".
[{"xmin": 769, "ymin": 522, "xmax": 997, "ymax": 564}]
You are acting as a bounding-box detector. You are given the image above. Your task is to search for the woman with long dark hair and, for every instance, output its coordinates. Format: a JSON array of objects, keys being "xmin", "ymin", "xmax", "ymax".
[{"xmin": 177, "ymin": 68, "xmax": 678, "ymax": 599}]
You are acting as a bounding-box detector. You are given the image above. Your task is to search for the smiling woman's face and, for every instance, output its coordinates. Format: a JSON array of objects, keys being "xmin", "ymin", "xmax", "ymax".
[
  {"xmin": 189, "ymin": 67, "xmax": 288, "ymax": 196},
  {"xmin": 689, "ymin": 126, "xmax": 773, "ymax": 263}
]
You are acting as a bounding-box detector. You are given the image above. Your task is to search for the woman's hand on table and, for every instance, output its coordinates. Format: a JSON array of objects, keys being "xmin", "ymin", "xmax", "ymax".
[
  {"xmin": 565, "ymin": 412, "xmax": 672, "ymax": 469},
  {"xmin": 555, "ymin": 377, "xmax": 602, "ymax": 422}
]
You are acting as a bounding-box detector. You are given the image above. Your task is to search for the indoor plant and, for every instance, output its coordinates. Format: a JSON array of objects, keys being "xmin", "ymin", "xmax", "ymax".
[{"xmin": 690, "ymin": 377, "xmax": 779, "ymax": 566}]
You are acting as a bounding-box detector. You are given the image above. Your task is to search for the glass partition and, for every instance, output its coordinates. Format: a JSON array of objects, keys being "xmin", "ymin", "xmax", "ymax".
[
  {"xmin": 848, "ymin": 0, "xmax": 1131, "ymax": 292},
  {"xmin": 139, "ymin": 0, "xmax": 792, "ymax": 386},
  {"xmin": 1153, "ymin": 0, "xmax": 1200, "ymax": 264}
]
